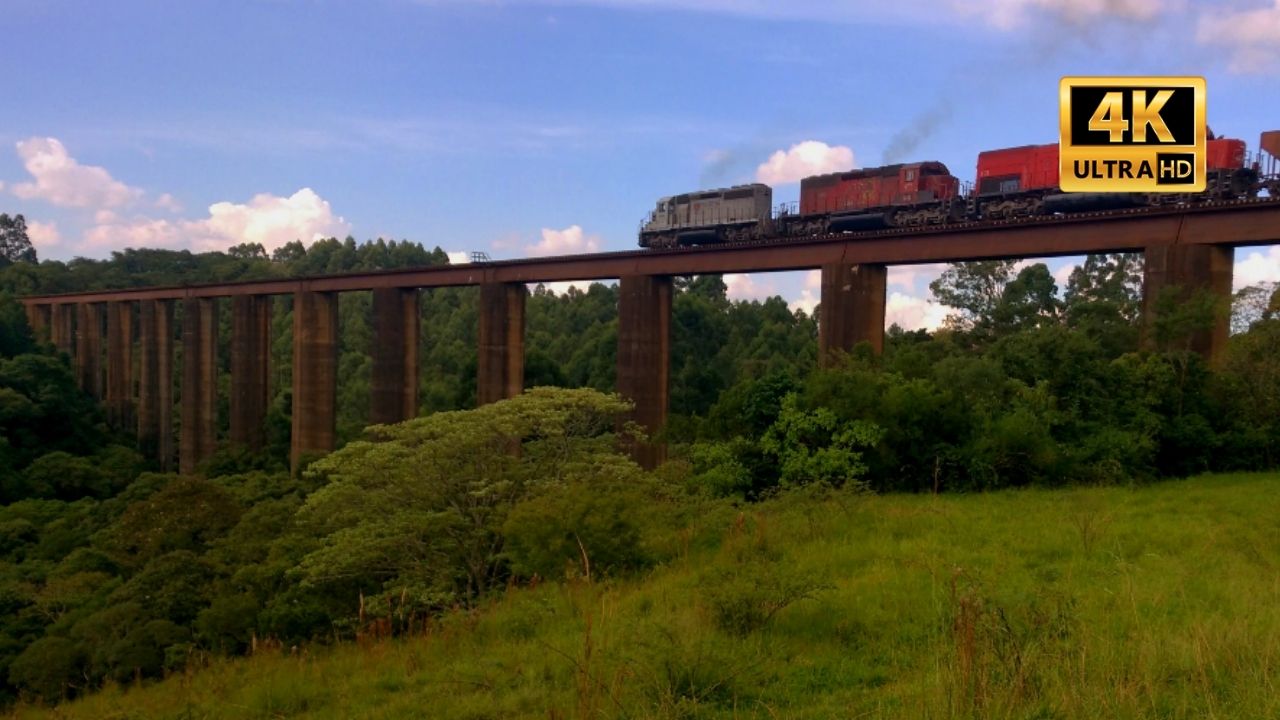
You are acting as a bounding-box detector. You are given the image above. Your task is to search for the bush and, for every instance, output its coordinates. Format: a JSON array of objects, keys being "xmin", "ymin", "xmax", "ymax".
[
  {"xmin": 701, "ymin": 560, "xmax": 828, "ymax": 636},
  {"xmin": 504, "ymin": 477, "xmax": 655, "ymax": 580}
]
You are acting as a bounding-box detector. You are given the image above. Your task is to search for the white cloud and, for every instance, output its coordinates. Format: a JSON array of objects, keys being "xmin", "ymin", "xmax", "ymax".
[
  {"xmin": 888, "ymin": 263, "xmax": 947, "ymax": 292},
  {"xmin": 956, "ymin": 0, "xmax": 1163, "ymax": 30},
  {"xmin": 10, "ymin": 137, "xmax": 144, "ymax": 208},
  {"xmin": 756, "ymin": 141, "xmax": 854, "ymax": 185},
  {"xmin": 535, "ymin": 280, "xmax": 597, "ymax": 295},
  {"xmin": 26, "ymin": 221, "xmax": 61, "ymax": 250},
  {"xmin": 83, "ymin": 188, "xmax": 350, "ymax": 253},
  {"xmin": 789, "ymin": 269, "xmax": 822, "ymax": 315},
  {"xmin": 1053, "ymin": 261, "xmax": 1078, "ymax": 288},
  {"xmin": 155, "ymin": 193, "xmax": 184, "ymax": 213},
  {"xmin": 1197, "ymin": 1, "xmax": 1280, "ymax": 73},
  {"xmin": 196, "ymin": 188, "xmax": 348, "ymax": 252},
  {"xmin": 724, "ymin": 273, "xmax": 780, "ymax": 301},
  {"xmin": 83, "ymin": 217, "xmax": 186, "ymax": 251},
  {"xmin": 525, "ymin": 225, "xmax": 601, "ymax": 256},
  {"xmin": 1234, "ymin": 246, "xmax": 1280, "ymax": 291},
  {"xmin": 886, "ymin": 291, "xmax": 949, "ymax": 331}
]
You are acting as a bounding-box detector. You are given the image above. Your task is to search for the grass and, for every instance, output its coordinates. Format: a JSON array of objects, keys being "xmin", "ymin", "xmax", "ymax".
[{"xmin": 12, "ymin": 472, "xmax": 1280, "ymax": 719}]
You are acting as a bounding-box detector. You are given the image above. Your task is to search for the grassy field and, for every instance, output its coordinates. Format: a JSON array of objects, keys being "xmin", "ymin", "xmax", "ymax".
[{"xmin": 13, "ymin": 473, "xmax": 1280, "ymax": 719}]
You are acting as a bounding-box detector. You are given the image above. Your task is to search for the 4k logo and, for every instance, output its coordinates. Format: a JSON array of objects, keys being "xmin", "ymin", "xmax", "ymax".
[{"xmin": 1060, "ymin": 77, "xmax": 1206, "ymax": 192}]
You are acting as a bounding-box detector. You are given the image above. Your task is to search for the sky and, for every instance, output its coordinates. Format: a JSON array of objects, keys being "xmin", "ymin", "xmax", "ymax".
[{"xmin": 2, "ymin": 0, "xmax": 1279, "ymax": 329}]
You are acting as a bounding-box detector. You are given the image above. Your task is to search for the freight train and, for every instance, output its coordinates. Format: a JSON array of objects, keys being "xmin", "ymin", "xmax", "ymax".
[{"xmin": 638, "ymin": 130, "xmax": 1280, "ymax": 248}]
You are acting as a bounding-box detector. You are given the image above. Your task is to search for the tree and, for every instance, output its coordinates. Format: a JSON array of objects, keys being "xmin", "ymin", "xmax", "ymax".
[
  {"xmin": 992, "ymin": 264, "xmax": 1063, "ymax": 334},
  {"xmin": 929, "ymin": 260, "xmax": 1019, "ymax": 329},
  {"xmin": 1231, "ymin": 282, "xmax": 1279, "ymax": 334},
  {"xmin": 1064, "ymin": 253, "xmax": 1143, "ymax": 317},
  {"xmin": 8, "ymin": 636, "xmax": 85, "ymax": 702},
  {"xmin": 296, "ymin": 388, "xmax": 637, "ymax": 610},
  {"xmin": 227, "ymin": 242, "xmax": 268, "ymax": 260},
  {"xmin": 1063, "ymin": 253, "xmax": 1144, "ymax": 356},
  {"xmin": 0, "ymin": 215, "xmax": 37, "ymax": 266},
  {"xmin": 760, "ymin": 394, "xmax": 883, "ymax": 487}
]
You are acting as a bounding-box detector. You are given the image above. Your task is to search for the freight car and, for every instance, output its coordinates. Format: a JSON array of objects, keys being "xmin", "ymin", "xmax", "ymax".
[{"xmin": 638, "ymin": 129, "xmax": 1280, "ymax": 248}]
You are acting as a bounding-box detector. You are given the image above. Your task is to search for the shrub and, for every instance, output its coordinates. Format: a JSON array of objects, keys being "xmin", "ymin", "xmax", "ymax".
[
  {"xmin": 701, "ymin": 560, "xmax": 828, "ymax": 636},
  {"xmin": 504, "ymin": 476, "xmax": 654, "ymax": 581}
]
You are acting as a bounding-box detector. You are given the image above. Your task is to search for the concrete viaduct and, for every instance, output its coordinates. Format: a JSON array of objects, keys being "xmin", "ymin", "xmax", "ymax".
[{"xmin": 19, "ymin": 199, "xmax": 1280, "ymax": 472}]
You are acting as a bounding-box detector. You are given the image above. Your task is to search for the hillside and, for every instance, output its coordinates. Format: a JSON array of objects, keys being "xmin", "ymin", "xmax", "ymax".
[{"xmin": 13, "ymin": 473, "xmax": 1280, "ymax": 719}]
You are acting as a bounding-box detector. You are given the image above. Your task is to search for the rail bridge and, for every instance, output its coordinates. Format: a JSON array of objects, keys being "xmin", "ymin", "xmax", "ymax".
[{"xmin": 20, "ymin": 198, "xmax": 1280, "ymax": 471}]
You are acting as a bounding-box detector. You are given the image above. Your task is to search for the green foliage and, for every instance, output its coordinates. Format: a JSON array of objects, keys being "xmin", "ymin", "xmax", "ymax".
[
  {"xmin": 503, "ymin": 473, "xmax": 656, "ymax": 580},
  {"xmin": 24, "ymin": 475, "xmax": 1280, "ymax": 719},
  {"xmin": 297, "ymin": 388, "xmax": 637, "ymax": 610},
  {"xmin": 1, "ymin": 235, "xmax": 1279, "ymax": 715},
  {"xmin": 702, "ymin": 559, "xmax": 829, "ymax": 636},
  {"xmin": 8, "ymin": 636, "xmax": 83, "ymax": 703},
  {"xmin": 929, "ymin": 260, "xmax": 1020, "ymax": 329},
  {"xmin": 760, "ymin": 394, "xmax": 882, "ymax": 488},
  {"xmin": 99, "ymin": 477, "xmax": 242, "ymax": 569},
  {"xmin": 0, "ymin": 215, "xmax": 37, "ymax": 267}
]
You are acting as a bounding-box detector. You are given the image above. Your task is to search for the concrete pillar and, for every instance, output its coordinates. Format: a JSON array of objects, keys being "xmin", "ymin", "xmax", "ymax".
[
  {"xmin": 25, "ymin": 304, "xmax": 50, "ymax": 344},
  {"xmin": 291, "ymin": 290, "xmax": 338, "ymax": 469},
  {"xmin": 371, "ymin": 288, "xmax": 420, "ymax": 425},
  {"xmin": 477, "ymin": 283, "xmax": 525, "ymax": 406},
  {"xmin": 105, "ymin": 301, "xmax": 134, "ymax": 431},
  {"xmin": 1142, "ymin": 245, "xmax": 1233, "ymax": 361},
  {"xmin": 617, "ymin": 275, "xmax": 671, "ymax": 469},
  {"xmin": 138, "ymin": 300, "xmax": 175, "ymax": 470},
  {"xmin": 51, "ymin": 304, "xmax": 75, "ymax": 358},
  {"xmin": 819, "ymin": 263, "xmax": 887, "ymax": 364},
  {"xmin": 230, "ymin": 295, "xmax": 272, "ymax": 450},
  {"xmin": 75, "ymin": 302, "xmax": 104, "ymax": 399},
  {"xmin": 180, "ymin": 298, "xmax": 218, "ymax": 475}
]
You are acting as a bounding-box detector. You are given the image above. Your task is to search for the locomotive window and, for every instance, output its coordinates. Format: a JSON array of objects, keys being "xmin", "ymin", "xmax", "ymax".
[
  {"xmin": 905, "ymin": 170, "xmax": 915, "ymax": 181},
  {"xmin": 999, "ymin": 178, "xmax": 1021, "ymax": 193}
]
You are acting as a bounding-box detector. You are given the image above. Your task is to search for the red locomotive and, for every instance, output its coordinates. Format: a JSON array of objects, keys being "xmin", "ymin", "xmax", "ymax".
[{"xmin": 638, "ymin": 129, "xmax": 1280, "ymax": 248}]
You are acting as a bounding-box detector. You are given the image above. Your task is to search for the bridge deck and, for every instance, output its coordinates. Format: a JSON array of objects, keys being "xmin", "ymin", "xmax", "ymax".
[{"xmin": 21, "ymin": 198, "xmax": 1280, "ymax": 304}]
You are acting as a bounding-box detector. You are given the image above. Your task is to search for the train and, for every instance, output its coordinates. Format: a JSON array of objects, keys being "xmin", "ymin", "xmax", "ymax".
[{"xmin": 637, "ymin": 130, "xmax": 1280, "ymax": 248}]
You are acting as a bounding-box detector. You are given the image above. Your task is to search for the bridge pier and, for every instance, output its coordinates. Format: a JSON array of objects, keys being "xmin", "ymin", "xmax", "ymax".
[
  {"xmin": 52, "ymin": 304, "xmax": 75, "ymax": 358},
  {"xmin": 75, "ymin": 302, "xmax": 104, "ymax": 399},
  {"xmin": 138, "ymin": 300, "xmax": 175, "ymax": 470},
  {"xmin": 1142, "ymin": 245, "xmax": 1233, "ymax": 361},
  {"xmin": 819, "ymin": 263, "xmax": 886, "ymax": 364},
  {"xmin": 25, "ymin": 304, "xmax": 49, "ymax": 344},
  {"xmin": 230, "ymin": 295, "xmax": 272, "ymax": 450},
  {"xmin": 292, "ymin": 290, "xmax": 339, "ymax": 469},
  {"xmin": 181, "ymin": 298, "xmax": 219, "ymax": 475},
  {"xmin": 477, "ymin": 283, "xmax": 525, "ymax": 406},
  {"xmin": 617, "ymin": 274, "xmax": 671, "ymax": 469},
  {"xmin": 371, "ymin": 288, "xmax": 420, "ymax": 424},
  {"xmin": 106, "ymin": 301, "xmax": 134, "ymax": 431}
]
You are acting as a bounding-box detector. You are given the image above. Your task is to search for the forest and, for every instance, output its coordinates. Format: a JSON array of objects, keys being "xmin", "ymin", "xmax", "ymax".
[{"xmin": 0, "ymin": 210, "xmax": 1278, "ymax": 706}]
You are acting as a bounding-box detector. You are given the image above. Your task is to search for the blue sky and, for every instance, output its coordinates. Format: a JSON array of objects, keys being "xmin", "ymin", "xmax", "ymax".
[{"xmin": 2, "ymin": 0, "xmax": 1278, "ymax": 327}]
